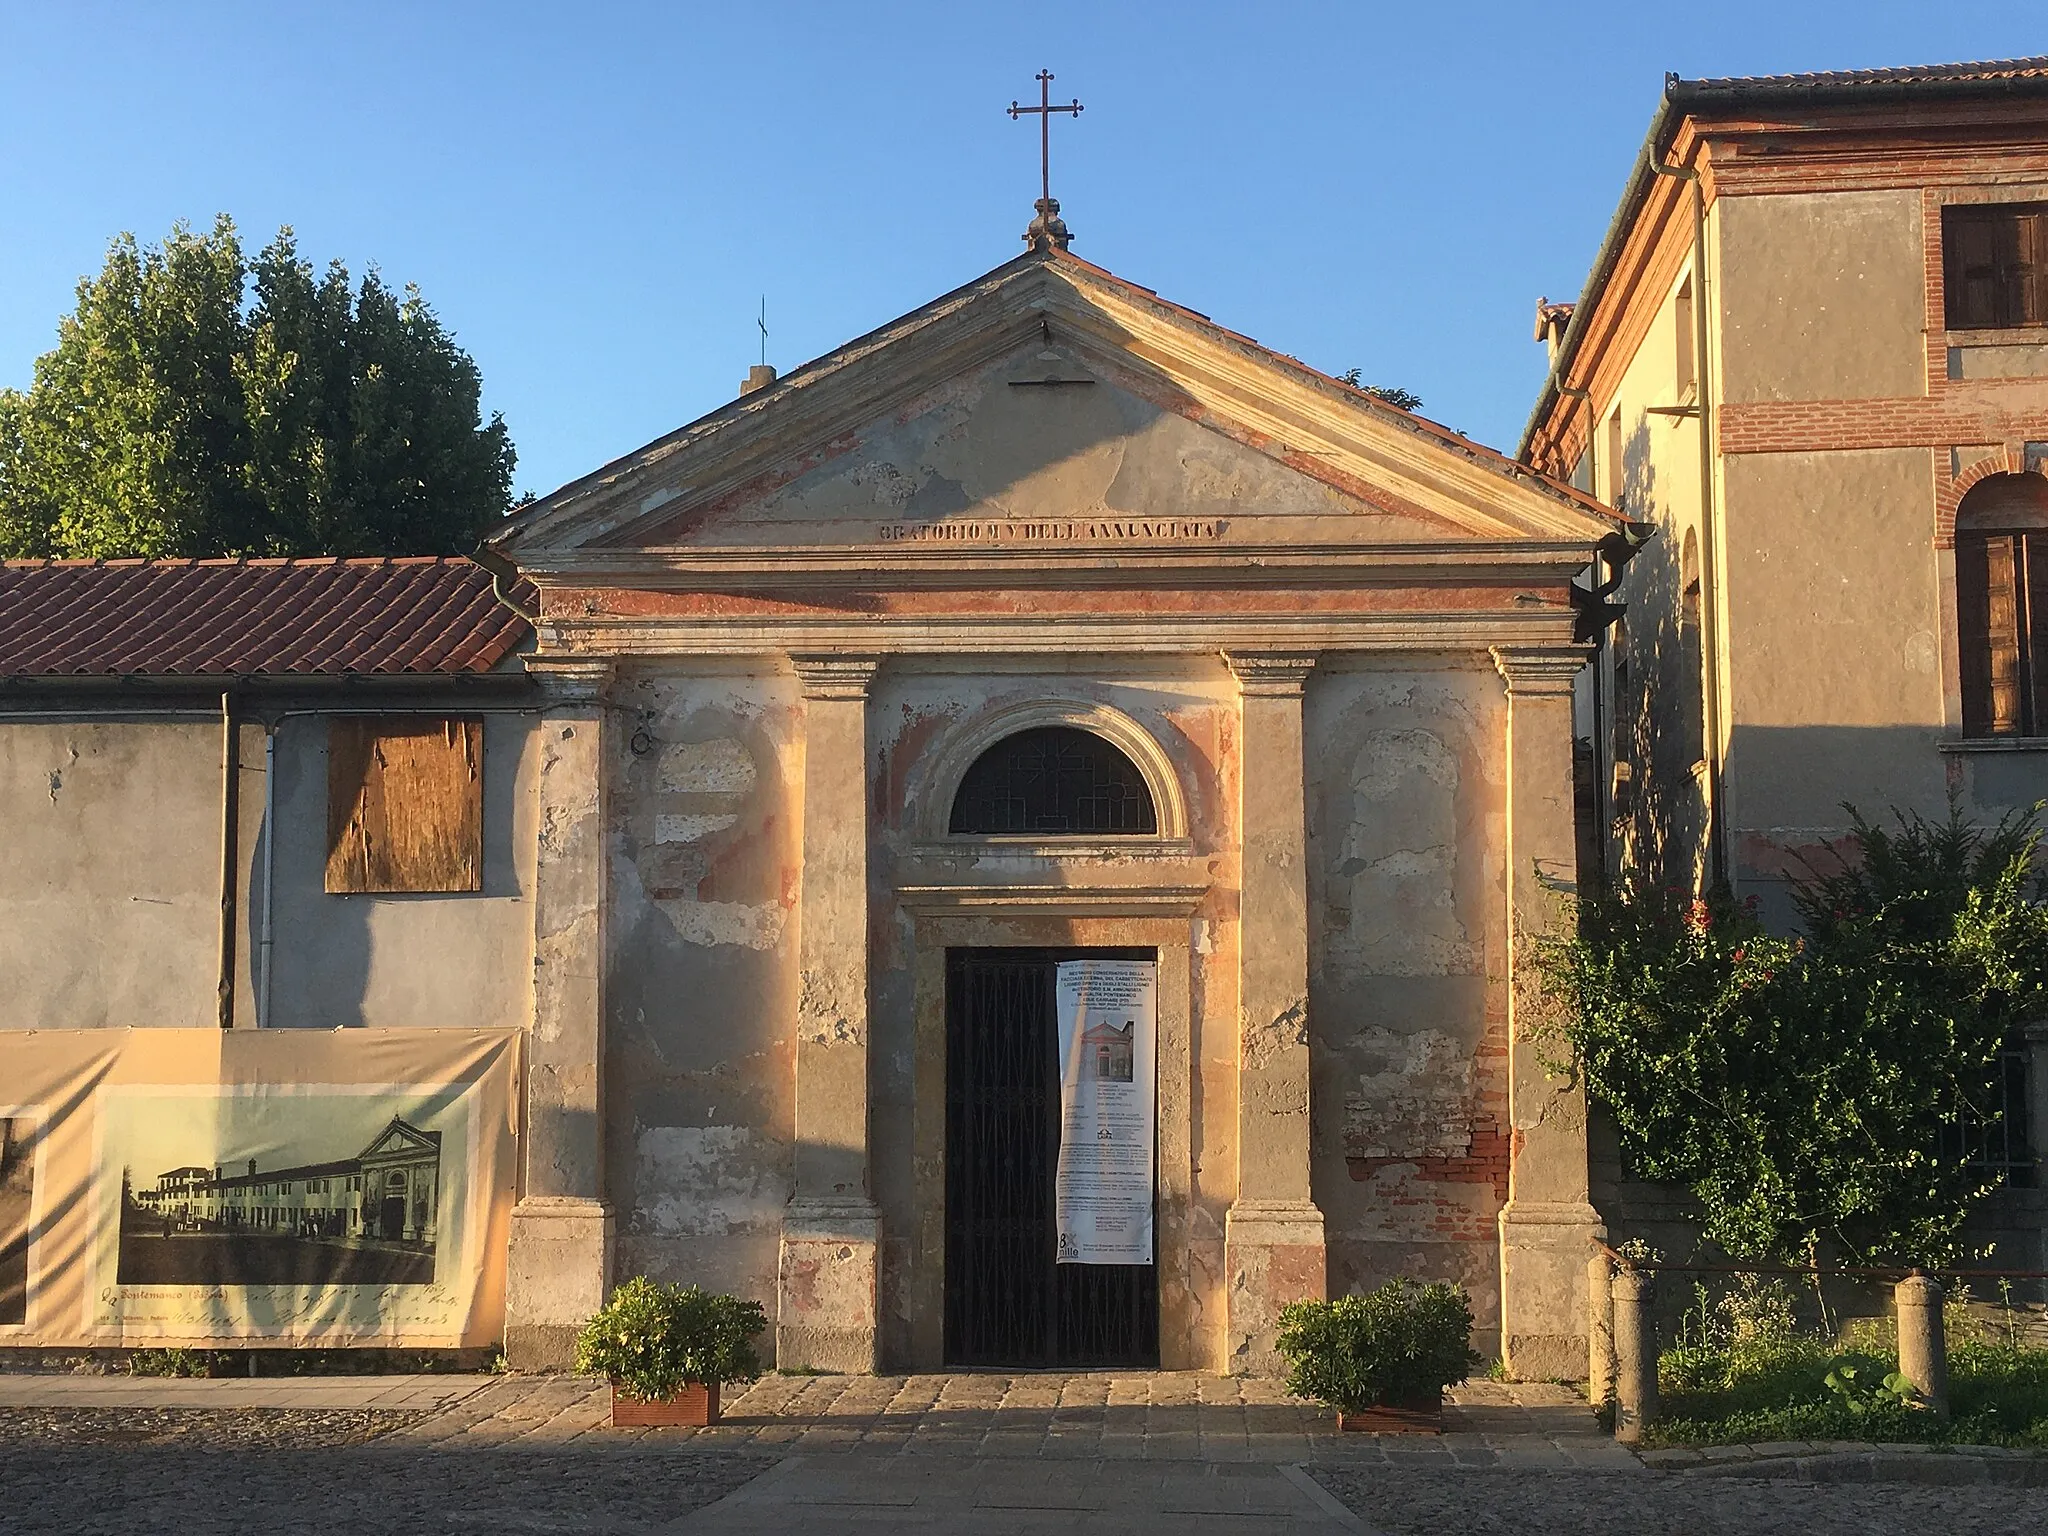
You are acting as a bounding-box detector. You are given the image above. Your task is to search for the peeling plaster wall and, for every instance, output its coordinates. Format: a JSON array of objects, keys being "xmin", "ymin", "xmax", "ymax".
[
  {"xmin": 867, "ymin": 664, "xmax": 1240, "ymax": 1368},
  {"xmin": 1305, "ymin": 661, "xmax": 1508, "ymax": 1334},
  {"xmin": 605, "ymin": 665, "xmax": 800, "ymax": 1314}
]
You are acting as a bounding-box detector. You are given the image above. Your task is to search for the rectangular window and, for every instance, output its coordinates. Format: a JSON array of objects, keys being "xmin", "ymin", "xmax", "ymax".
[
  {"xmin": 1605, "ymin": 409, "xmax": 1623, "ymax": 504},
  {"xmin": 1957, "ymin": 532, "xmax": 2048, "ymax": 736},
  {"xmin": 1674, "ymin": 277, "xmax": 1696, "ymax": 395},
  {"xmin": 1941, "ymin": 1038, "xmax": 2036, "ymax": 1188},
  {"xmin": 326, "ymin": 717, "xmax": 484, "ymax": 893},
  {"xmin": 1943, "ymin": 203, "xmax": 2048, "ymax": 330}
]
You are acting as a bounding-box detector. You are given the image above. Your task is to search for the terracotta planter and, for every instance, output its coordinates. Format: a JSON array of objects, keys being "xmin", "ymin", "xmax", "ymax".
[
  {"xmin": 1335, "ymin": 1397, "xmax": 1442, "ymax": 1434},
  {"xmin": 610, "ymin": 1381, "xmax": 720, "ymax": 1428}
]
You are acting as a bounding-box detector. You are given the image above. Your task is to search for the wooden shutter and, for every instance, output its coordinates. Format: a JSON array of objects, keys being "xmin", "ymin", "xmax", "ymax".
[
  {"xmin": 1959, "ymin": 535, "xmax": 2023, "ymax": 736},
  {"xmin": 2029, "ymin": 533, "xmax": 2048, "ymax": 735},
  {"xmin": 1947, "ymin": 207, "xmax": 2003, "ymax": 329},
  {"xmin": 2020, "ymin": 209, "xmax": 2048, "ymax": 328},
  {"xmin": 326, "ymin": 717, "xmax": 484, "ymax": 893}
]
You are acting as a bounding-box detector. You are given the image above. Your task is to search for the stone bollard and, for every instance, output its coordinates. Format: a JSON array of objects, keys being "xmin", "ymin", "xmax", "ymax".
[
  {"xmin": 1588, "ymin": 1253, "xmax": 1616, "ymax": 1407},
  {"xmin": 1610, "ymin": 1267, "xmax": 1658, "ymax": 1443},
  {"xmin": 1895, "ymin": 1272, "xmax": 1949, "ymax": 1421}
]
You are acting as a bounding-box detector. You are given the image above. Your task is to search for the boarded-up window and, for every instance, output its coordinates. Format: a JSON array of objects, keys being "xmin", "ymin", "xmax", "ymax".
[
  {"xmin": 1943, "ymin": 203, "xmax": 2048, "ymax": 330},
  {"xmin": 326, "ymin": 717, "xmax": 483, "ymax": 893}
]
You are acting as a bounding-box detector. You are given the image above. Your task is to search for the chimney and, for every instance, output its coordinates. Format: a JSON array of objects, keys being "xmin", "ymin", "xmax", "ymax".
[
  {"xmin": 1534, "ymin": 297, "xmax": 1576, "ymax": 365},
  {"xmin": 247, "ymin": 1158, "xmax": 257, "ymax": 1179},
  {"xmin": 741, "ymin": 364, "xmax": 777, "ymax": 397}
]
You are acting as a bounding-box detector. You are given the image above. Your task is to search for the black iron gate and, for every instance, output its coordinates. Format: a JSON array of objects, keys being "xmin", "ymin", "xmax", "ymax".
[{"xmin": 943, "ymin": 947, "xmax": 1159, "ymax": 1368}]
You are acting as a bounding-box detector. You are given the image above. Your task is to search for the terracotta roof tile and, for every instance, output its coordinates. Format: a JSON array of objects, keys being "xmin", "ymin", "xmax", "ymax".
[
  {"xmin": 1677, "ymin": 57, "xmax": 2048, "ymax": 94},
  {"xmin": 0, "ymin": 557, "xmax": 533, "ymax": 678}
]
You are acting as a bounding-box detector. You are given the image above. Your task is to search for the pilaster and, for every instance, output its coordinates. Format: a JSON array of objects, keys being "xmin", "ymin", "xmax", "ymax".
[
  {"xmin": 1491, "ymin": 645, "xmax": 1603, "ymax": 1381},
  {"xmin": 1222, "ymin": 650, "xmax": 1326, "ymax": 1375},
  {"xmin": 505, "ymin": 656, "xmax": 615, "ymax": 1370},
  {"xmin": 779, "ymin": 654, "xmax": 883, "ymax": 1372}
]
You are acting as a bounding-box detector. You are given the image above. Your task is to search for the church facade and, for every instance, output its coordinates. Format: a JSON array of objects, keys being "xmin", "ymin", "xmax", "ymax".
[{"xmin": 486, "ymin": 239, "xmax": 1626, "ymax": 1375}]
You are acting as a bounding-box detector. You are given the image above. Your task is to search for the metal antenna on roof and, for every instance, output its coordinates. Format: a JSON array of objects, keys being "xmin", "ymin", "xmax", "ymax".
[{"xmin": 758, "ymin": 296, "xmax": 768, "ymax": 367}]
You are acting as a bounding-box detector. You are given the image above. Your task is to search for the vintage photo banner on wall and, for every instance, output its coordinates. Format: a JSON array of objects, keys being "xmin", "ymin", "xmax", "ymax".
[
  {"xmin": 0, "ymin": 1028, "xmax": 518, "ymax": 1348},
  {"xmin": 1054, "ymin": 958, "xmax": 1157, "ymax": 1265}
]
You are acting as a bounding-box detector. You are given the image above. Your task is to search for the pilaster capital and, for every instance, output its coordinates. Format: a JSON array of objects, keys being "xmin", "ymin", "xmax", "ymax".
[
  {"xmin": 526, "ymin": 655, "xmax": 615, "ymax": 706},
  {"xmin": 791, "ymin": 654, "xmax": 881, "ymax": 701},
  {"xmin": 2022, "ymin": 1017, "xmax": 2048, "ymax": 1046},
  {"xmin": 1225, "ymin": 650, "xmax": 1319, "ymax": 697},
  {"xmin": 1491, "ymin": 645, "xmax": 1590, "ymax": 698}
]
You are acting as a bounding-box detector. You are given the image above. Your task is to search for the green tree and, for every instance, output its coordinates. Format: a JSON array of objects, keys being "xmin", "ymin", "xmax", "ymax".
[
  {"xmin": 1538, "ymin": 800, "xmax": 2048, "ymax": 1266},
  {"xmin": 0, "ymin": 216, "xmax": 513, "ymax": 559}
]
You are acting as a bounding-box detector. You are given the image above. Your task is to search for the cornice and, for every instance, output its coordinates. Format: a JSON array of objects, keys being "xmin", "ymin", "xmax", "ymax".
[
  {"xmin": 1491, "ymin": 645, "xmax": 1591, "ymax": 697},
  {"xmin": 539, "ymin": 609, "xmax": 1582, "ymax": 657},
  {"xmin": 516, "ymin": 542, "xmax": 1602, "ymax": 591},
  {"xmin": 524, "ymin": 655, "xmax": 615, "ymax": 704},
  {"xmin": 789, "ymin": 654, "xmax": 880, "ymax": 700},
  {"xmin": 1224, "ymin": 650, "xmax": 1319, "ymax": 696}
]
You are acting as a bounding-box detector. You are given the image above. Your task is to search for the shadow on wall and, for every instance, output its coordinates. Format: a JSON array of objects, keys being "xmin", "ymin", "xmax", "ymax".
[
  {"xmin": 1602, "ymin": 417, "xmax": 1713, "ymax": 896},
  {"xmin": 254, "ymin": 715, "xmax": 529, "ymax": 1029}
]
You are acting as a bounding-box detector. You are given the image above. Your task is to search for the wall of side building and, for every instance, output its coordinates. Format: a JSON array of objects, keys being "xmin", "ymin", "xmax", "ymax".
[
  {"xmin": 1570, "ymin": 160, "xmax": 2048, "ymax": 1273},
  {"xmin": 0, "ymin": 704, "xmax": 541, "ymax": 1033}
]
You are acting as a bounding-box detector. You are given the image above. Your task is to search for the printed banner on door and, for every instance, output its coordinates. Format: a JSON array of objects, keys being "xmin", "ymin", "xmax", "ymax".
[{"xmin": 1054, "ymin": 958, "xmax": 1156, "ymax": 1265}]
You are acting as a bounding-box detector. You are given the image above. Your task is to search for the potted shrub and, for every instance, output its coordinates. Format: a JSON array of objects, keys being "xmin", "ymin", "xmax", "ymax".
[
  {"xmin": 574, "ymin": 1276, "xmax": 767, "ymax": 1428},
  {"xmin": 1276, "ymin": 1279, "xmax": 1482, "ymax": 1432}
]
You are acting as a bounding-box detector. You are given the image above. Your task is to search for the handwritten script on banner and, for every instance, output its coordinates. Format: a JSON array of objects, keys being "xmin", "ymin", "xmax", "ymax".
[{"xmin": 877, "ymin": 519, "xmax": 1224, "ymax": 544}]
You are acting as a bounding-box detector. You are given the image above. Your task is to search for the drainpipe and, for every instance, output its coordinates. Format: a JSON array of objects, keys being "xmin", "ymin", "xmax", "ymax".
[
  {"xmin": 258, "ymin": 724, "xmax": 278, "ymax": 1029},
  {"xmin": 1650, "ymin": 157, "xmax": 1728, "ymax": 889},
  {"xmin": 216, "ymin": 692, "xmax": 239, "ymax": 1030}
]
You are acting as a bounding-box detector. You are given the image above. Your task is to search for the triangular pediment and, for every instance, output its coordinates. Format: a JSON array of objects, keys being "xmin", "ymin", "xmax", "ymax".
[
  {"xmin": 358, "ymin": 1118, "xmax": 439, "ymax": 1162},
  {"xmin": 490, "ymin": 251, "xmax": 1621, "ymax": 584}
]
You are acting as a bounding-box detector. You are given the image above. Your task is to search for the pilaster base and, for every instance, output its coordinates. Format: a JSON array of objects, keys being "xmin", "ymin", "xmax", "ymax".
[
  {"xmin": 777, "ymin": 1197, "xmax": 880, "ymax": 1373},
  {"xmin": 504, "ymin": 1196, "xmax": 614, "ymax": 1371},
  {"xmin": 1224, "ymin": 1199, "xmax": 1326, "ymax": 1377},
  {"xmin": 1499, "ymin": 1199, "xmax": 1604, "ymax": 1381}
]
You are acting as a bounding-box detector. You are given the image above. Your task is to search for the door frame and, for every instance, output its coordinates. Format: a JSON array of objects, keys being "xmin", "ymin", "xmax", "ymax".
[
  {"xmin": 942, "ymin": 944, "xmax": 1160, "ymax": 1369},
  {"xmin": 901, "ymin": 902, "xmax": 1200, "ymax": 1371}
]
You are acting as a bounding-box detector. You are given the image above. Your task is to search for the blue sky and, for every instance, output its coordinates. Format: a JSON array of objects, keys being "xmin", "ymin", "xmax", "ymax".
[{"xmin": 0, "ymin": 2, "xmax": 2038, "ymax": 500}]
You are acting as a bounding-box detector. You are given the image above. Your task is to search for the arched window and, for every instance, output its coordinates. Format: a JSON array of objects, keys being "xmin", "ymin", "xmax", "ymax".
[
  {"xmin": 949, "ymin": 727, "xmax": 1157, "ymax": 835},
  {"xmin": 1956, "ymin": 474, "xmax": 2048, "ymax": 737}
]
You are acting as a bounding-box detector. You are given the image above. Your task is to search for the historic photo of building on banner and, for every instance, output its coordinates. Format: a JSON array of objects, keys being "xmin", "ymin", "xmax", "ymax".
[
  {"xmin": 1054, "ymin": 958, "xmax": 1156, "ymax": 1265},
  {"xmin": 93, "ymin": 1080, "xmax": 486, "ymax": 1340}
]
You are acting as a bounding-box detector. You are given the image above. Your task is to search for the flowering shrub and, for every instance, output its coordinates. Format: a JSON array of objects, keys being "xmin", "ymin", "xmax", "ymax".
[
  {"xmin": 574, "ymin": 1276, "xmax": 766, "ymax": 1402},
  {"xmin": 1538, "ymin": 799, "xmax": 2048, "ymax": 1265}
]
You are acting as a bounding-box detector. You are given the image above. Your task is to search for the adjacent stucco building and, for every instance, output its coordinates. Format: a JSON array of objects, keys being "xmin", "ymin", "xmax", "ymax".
[{"xmin": 1520, "ymin": 58, "xmax": 2048, "ymax": 1258}]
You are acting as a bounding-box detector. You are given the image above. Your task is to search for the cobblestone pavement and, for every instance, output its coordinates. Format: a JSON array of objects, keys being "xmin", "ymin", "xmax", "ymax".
[
  {"xmin": 1309, "ymin": 1464, "xmax": 2048, "ymax": 1535},
  {"xmin": 4, "ymin": 1373, "xmax": 2046, "ymax": 1533}
]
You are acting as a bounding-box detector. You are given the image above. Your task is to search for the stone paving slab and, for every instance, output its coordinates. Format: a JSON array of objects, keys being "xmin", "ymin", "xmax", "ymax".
[
  {"xmin": 0, "ymin": 1371, "xmax": 488, "ymax": 1411},
  {"xmin": 667, "ymin": 1453, "xmax": 1363, "ymax": 1533},
  {"xmin": 370, "ymin": 1372, "xmax": 1629, "ymax": 1468}
]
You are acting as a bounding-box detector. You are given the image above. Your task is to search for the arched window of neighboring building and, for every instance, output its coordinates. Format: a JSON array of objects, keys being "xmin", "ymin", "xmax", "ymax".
[
  {"xmin": 1956, "ymin": 474, "xmax": 2048, "ymax": 737},
  {"xmin": 949, "ymin": 726, "xmax": 1158, "ymax": 835}
]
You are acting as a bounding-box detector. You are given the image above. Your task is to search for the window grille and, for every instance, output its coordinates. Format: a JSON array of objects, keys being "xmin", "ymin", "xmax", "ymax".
[
  {"xmin": 949, "ymin": 727, "xmax": 1158, "ymax": 835},
  {"xmin": 1942, "ymin": 1038, "xmax": 2036, "ymax": 1187}
]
